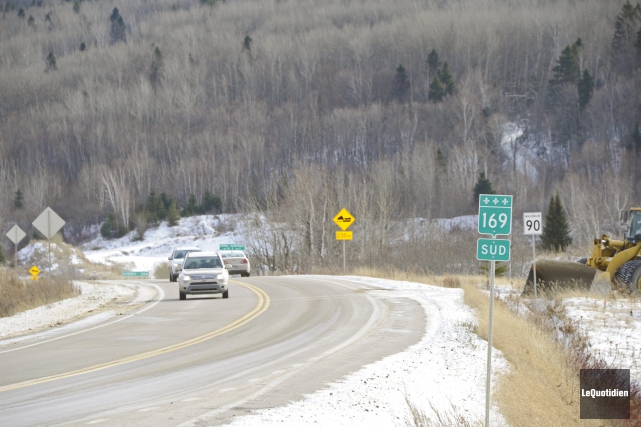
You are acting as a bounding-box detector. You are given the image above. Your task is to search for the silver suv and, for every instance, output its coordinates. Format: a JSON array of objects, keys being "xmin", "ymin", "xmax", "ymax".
[
  {"xmin": 179, "ymin": 252, "xmax": 229, "ymax": 300},
  {"xmin": 168, "ymin": 246, "xmax": 202, "ymax": 282}
]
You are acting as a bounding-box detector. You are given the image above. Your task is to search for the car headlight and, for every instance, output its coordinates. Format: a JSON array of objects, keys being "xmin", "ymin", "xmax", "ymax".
[
  {"xmin": 216, "ymin": 274, "xmax": 224, "ymax": 280},
  {"xmin": 181, "ymin": 275, "xmax": 191, "ymax": 281},
  {"xmin": 173, "ymin": 263, "xmax": 179, "ymax": 267}
]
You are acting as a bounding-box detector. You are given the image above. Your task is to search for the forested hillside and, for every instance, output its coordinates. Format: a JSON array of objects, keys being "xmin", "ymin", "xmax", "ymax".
[{"xmin": 1, "ymin": 0, "xmax": 640, "ymax": 271}]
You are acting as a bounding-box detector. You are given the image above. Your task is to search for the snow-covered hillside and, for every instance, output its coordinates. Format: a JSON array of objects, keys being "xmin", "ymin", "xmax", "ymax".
[{"xmin": 80, "ymin": 214, "xmax": 248, "ymax": 275}]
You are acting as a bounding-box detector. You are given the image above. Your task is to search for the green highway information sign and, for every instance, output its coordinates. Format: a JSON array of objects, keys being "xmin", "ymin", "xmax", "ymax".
[
  {"xmin": 478, "ymin": 194, "xmax": 513, "ymax": 236},
  {"xmin": 220, "ymin": 244, "xmax": 245, "ymax": 250},
  {"xmin": 476, "ymin": 239, "xmax": 511, "ymax": 262},
  {"xmin": 121, "ymin": 271, "xmax": 150, "ymax": 277}
]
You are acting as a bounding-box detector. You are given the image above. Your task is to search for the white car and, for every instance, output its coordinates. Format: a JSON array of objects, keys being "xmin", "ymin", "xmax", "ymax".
[
  {"xmin": 220, "ymin": 251, "xmax": 251, "ymax": 277},
  {"xmin": 168, "ymin": 246, "xmax": 202, "ymax": 282},
  {"xmin": 178, "ymin": 252, "xmax": 229, "ymax": 300}
]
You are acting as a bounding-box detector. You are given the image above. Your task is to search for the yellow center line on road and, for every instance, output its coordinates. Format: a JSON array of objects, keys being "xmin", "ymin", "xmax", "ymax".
[{"xmin": 0, "ymin": 280, "xmax": 269, "ymax": 393}]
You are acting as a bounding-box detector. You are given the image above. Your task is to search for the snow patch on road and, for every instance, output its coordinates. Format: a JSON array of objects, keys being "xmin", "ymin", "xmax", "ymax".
[{"xmin": 223, "ymin": 276, "xmax": 509, "ymax": 427}]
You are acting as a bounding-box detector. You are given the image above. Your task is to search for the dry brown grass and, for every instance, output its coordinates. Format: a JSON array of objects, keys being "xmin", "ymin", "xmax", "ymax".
[
  {"xmin": 153, "ymin": 261, "xmax": 169, "ymax": 280},
  {"xmin": 463, "ymin": 283, "xmax": 595, "ymax": 427},
  {"xmin": 0, "ymin": 268, "xmax": 79, "ymax": 318}
]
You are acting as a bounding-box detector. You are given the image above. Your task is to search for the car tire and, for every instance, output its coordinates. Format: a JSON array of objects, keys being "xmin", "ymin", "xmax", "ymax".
[
  {"xmin": 222, "ymin": 290, "xmax": 229, "ymax": 299},
  {"xmin": 246, "ymin": 272, "xmax": 251, "ymax": 277},
  {"xmin": 169, "ymin": 273, "xmax": 174, "ymax": 282},
  {"xmin": 179, "ymin": 291, "xmax": 186, "ymax": 300}
]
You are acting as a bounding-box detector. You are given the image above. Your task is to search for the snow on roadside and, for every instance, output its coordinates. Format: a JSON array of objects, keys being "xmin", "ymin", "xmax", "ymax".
[
  {"xmin": 563, "ymin": 296, "xmax": 641, "ymax": 380},
  {"xmin": 0, "ymin": 282, "xmax": 134, "ymax": 344},
  {"xmin": 224, "ymin": 276, "xmax": 509, "ymax": 427}
]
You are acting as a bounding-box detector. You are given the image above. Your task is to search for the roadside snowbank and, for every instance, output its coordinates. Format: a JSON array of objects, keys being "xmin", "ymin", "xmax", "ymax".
[
  {"xmin": 224, "ymin": 276, "xmax": 509, "ymax": 427},
  {"xmin": 563, "ymin": 296, "xmax": 641, "ymax": 380},
  {"xmin": 0, "ymin": 281, "xmax": 153, "ymax": 345}
]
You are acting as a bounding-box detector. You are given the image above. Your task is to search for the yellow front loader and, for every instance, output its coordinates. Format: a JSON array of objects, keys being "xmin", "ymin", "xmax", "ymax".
[{"xmin": 522, "ymin": 208, "xmax": 641, "ymax": 296}]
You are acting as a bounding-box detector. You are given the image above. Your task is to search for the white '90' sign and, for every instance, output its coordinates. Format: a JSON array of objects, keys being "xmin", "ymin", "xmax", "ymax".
[{"xmin": 523, "ymin": 212, "xmax": 542, "ymax": 236}]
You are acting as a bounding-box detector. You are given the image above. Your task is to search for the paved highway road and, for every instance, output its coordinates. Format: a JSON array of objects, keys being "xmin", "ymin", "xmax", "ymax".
[{"xmin": 0, "ymin": 276, "xmax": 425, "ymax": 426}]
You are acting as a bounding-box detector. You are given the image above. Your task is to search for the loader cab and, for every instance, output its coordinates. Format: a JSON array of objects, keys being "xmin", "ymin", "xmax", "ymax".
[{"xmin": 626, "ymin": 209, "xmax": 641, "ymax": 243}]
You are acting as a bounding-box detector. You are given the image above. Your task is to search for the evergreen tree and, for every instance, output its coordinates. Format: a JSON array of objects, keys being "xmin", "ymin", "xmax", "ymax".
[
  {"xmin": 159, "ymin": 192, "xmax": 169, "ymax": 208},
  {"xmin": 46, "ymin": 51, "xmax": 57, "ymax": 71},
  {"xmin": 153, "ymin": 192, "xmax": 169, "ymax": 220},
  {"xmin": 473, "ymin": 172, "xmax": 495, "ymax": 204},
  {"xmin": 611, "ymin": 3, "xmax": 641, "ymax": 74},
  {"xmin": 27, "ymin": 15, "xmax": 34, "ymax": 25},
  {"xmin": 541, "ymin": 193, "xmax": 573, "ymax": 252},
  {"xmin": 100, "ymin": 213, "xmax": 115, "ymax": 239},
  {"xmin": 181, "ymin": 194, "xmax": 198, "ymax": 216},
  {"xmin": 426, "ymin": 49, "xmax": 440, "ymax": 77},
  {"xmin": 0, "ymin": 245, "xmax": 5, "ymax": 265},
  {"xmin": 612, "ymin": 2, "xmax": 641, "ymax": 53},
  {"xmin": 436, "ymin": 148, "xmax": 447, "ymax": 172},
  {"xmin": 14, "ymin": 189, "xmax": 24, "ymax": 209},
  {"xmin": 392, "ymin": 64, "xmax": 410, "ymax": 103},
  {"xmin": 109, "ymin": 7, "xmax": 126, "ymax": 44},
  {"xmin": 550, "ymin": 40, "xmax": 581, "ymax": 85},
  {"xmin": 632, "ymin": 122, "xmax": 641, "ymax": 152},
  {"xmin": 439, "ymin": 62, "xmax": 456, "ymax": 96},
  {"xmin": 428, "ymin": 75, "xmax": 444, "ymax": 102},
  {"xmin": 243, "ymin": 35, "xmax": 253, "ymax": 52},
  {"xmin": 578, "ymin": 68, "xmax": 594, "ymax": 110},
  {"xmin": 73, "ymin": 0, "xmax": 80, "ymax": 14},
  {"xmin": 80, "ymin": 42, "xmax": 86, "ymax": 51},
  {"xmin": 17, "ymin": 7, "xmax": 24, "ymax": 17},
  {"xmin": 201, "ymin": 191, "xmax": 222, "ymax": 213},
  {"xmin": 167, "ymin": 199, "xmax": 180, "ymax": 226},
  {"xmin": 146, "ymin": 191, "xmax": 158, "ymax": 223},
  {"xmin": 150, "ymin": 46, "xmax": 163, "ymax": 90}
]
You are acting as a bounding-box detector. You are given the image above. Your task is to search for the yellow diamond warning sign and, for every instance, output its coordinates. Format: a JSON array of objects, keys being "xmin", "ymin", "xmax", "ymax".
[
  {"xmin": 29, "ymin": 265, "xmax": 40, "ymax": 281},
  {"xmin": 333, "ymin": 208, "xmax": 355, "ymax": 231}
]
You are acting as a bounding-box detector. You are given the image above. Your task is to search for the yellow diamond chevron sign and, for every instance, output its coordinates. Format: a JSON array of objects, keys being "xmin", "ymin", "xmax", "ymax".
[
  {"xmin": 29, "ymin": 265, "xmax": 40, "ymax": 281},
  {"xmin": 333, "ymin": 208, "xmax": 355, "ymax": 231}
]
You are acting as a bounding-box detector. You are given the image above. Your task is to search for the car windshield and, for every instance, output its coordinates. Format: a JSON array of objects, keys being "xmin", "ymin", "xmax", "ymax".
[
  {"xmin": 221, "ymin": 251, "xmax": 245, "ymax": 258},
  {"xmin": 173, "ymin": 249, "xmax": 199, "ymax": 259},
  {"xmin": 184, "ymin": 257, "xmax": 222, "ymax": 270}
]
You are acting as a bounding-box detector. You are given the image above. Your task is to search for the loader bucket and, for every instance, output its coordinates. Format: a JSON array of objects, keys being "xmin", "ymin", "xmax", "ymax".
[{"xmin": 521, "ymin": 260, "xmax": 597, "ymax": 296}]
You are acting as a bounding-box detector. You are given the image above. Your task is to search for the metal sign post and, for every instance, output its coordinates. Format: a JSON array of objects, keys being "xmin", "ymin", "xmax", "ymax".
[
  {"xmin": 333, "ymin": 209, "xmax": 355, "ymax": 274},
  {"xmin": 32, "ymin": 207, "xmax": 66, "ymax": 276},
  {"xmin": 524, "ymin": 212, "xmax": 543, "ymax": 302},
  {"xmin": 486, "ymin": 237, "xmax": 496, "ymax": 427},
  {"xmin": 6, "ymin": 225, "xmax": 26, "ymax": 269},
  {"xmin": 477, "ymin": 194, "xmax": 513, "ymax": 427}
]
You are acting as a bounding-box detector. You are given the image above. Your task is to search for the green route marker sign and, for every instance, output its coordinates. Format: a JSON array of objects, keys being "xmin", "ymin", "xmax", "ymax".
[
  {"xmin": 121, "ymin": 271, "xmax": 150, "ymax": 277},
  {"xmin": 219, "ymin": 244, "xmax": 245, "ymax": 251},
  {"xmin": 478, "ymin": 194, "xmax": 513, "ymax": 236},
  {"xmin": 476, "ymin": 238, "xmax": 511, "ymax": 262}
]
